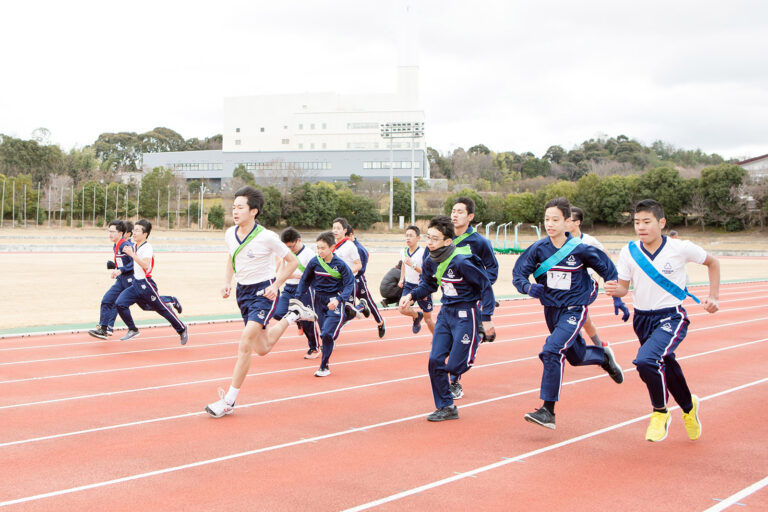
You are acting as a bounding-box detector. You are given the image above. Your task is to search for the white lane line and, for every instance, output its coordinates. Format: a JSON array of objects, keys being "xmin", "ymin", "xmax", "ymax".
[
  {"xmin": 1, "ymin": 314, "xmax": 766, "ymax": 410},
  {"xmin": 2, "ymin": 335, "xmax": 766, "ymax": 453},
  {"xmin": 2, "ymin": 373, "xmax": 766, "ymax": 509},
  {"xmin": 343, "ymin": 377, "xmax": 768, "ymax": 512},
  {"xmin": 704, "ymin": 475, "xmax": 768, "ymax": 511},
  {"xmin": 1, "ymin": 283, "xmax": 763, "ymax": 351},
  {"xmin": 1, "ymin": 296, "xmax": 762, "ymax": 370}
]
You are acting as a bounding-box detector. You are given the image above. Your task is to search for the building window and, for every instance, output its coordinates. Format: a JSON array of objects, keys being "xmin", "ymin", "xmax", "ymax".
[
  {"xmin": 298, "ymin": 143, "xmax": 303, "ymax": 149},
  {"xmin": 260, "ymin": 127, "xmax": 265, "ymax": 133},
  {"xmin": 310, "ymin": 143, "xmax": 315, "ymax": 149},
  {"xmin": 235, "ymin": 128, "xmax": 240, "ymax": 133},
  {"xmin": 282, "ymin": 139, "xmax": 290, "ymax": 144},
  {"xmin": 283, "ymin": 125, "xmax": 288, "ymax": 130},
  {"xmin": 235, "ymin": 140, "xmax": 241, "ymax": 145},
  {"xmin": 322, "ymin": 123, "xmax": 327, "ymax": 129},
  {"xmin": 347, "ymin": 122, "xmax": 379, "ymax": 129},
  {"xmin": 299, "ymin": 124, "xmax": 303, "ymax": 130},
  {"xmin": 310, "ymin": 123, "xmax": 315, "ymax": 130},
  {"xmin": 322, "ymin": 143, "xmax": 327, "ymax": 149}
]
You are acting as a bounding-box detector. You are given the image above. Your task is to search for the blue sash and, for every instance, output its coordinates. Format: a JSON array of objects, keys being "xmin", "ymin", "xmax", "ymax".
[
  {"xmin": 533, "ymin": 236, "xmax": 582, "ymax": 278},
  {"xmin": 628, "ymin": 241, "xmax": 700, "ymax": 304}
]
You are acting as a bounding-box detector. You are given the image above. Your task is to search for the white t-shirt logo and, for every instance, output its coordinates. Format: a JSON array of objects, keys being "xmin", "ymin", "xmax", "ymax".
[{"xmin": 662, "ymin": 262, "xmax": 674, "ymax": 275}]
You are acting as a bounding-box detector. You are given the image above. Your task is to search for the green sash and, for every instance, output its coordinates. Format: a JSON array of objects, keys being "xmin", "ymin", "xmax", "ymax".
[
  {"xmin": 454, "ymin": 228, "xmax": 475, "ymax": 246},
  {"xmin": 435, "ymin": 246, "xmax": 471, "ymax": 287},
  {"xmin": 293, "ymin": 252, "xmax": 305, "ymax": 272},
  {"xmin": 532, "ymin": 236, "xmax": 582, "ymax": 278},
  {"xmin": 231, "ymin": 224, "xmax": 265, "ymax": 273},
  {"xmin": 316, "ymin": 256, "xmax": 342, "ymax": 279}
]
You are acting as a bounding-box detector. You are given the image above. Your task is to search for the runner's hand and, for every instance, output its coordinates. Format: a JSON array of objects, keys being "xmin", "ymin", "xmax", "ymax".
[{"xmin": 613, "ymin": 297, "xmax": 630, "ymax": 322}]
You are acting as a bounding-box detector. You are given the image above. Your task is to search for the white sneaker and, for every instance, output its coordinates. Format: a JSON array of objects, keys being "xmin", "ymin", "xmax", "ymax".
[
  {"xmin": 120, "ymin": 329, "xmax": 140, "ymax": 341},
  {"xmin": 314, "ymin": 367, "xmax": 331, "ymax": 377},
  {"xmin": 288, "ymin": 298, "xmax": 317, "ymax": 321},
  {"xmin": 205, "ymin": 388, "xmax": 234, "ymax": 418}
]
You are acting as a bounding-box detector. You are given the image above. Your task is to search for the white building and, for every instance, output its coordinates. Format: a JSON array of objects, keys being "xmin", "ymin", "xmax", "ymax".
[
  {"xmin": 224, "ymin": 67, "xmax": 422, "ymax": 153},
  {"xmin": 738, "ymin": 154, "xmax": 768, "ymax": 180}
]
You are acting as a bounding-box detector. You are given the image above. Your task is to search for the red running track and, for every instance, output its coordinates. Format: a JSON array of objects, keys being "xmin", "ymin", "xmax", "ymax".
[{"xmin": 0, "ymin": 282, "xmax": 767, "ymax": 511}]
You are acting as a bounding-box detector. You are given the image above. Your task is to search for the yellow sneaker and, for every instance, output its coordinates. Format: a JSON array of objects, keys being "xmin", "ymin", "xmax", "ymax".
[
  {"xmin": 646, "ymin": 411, "xmax": 671, "ymax": 442},
  {"xmin": 682, "ymin": 395, "xmax": 702, "ymax": 440}
]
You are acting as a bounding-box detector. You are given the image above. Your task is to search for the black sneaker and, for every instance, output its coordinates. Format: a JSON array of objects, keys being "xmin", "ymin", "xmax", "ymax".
[
  {"xmin": 601, "ymin": 346, "xmax": 624, "ymax": 384},
  {"xmin": 344, "ymin": 303, "xmax": 357, "ymax": 319},
  {"xmin": 427, "ymin": 405, "xmax": 459, "ymax": 422},
  {"xmin": 524, "ymin": 407, "xmax": 556, "ymax": 430},
  {"xmin": 450, "ymin": 381, "xmax": 464, "ymax": 400},
  {"xmin": 173, "ymin": 299, "xmax": 183, "ymax": 315},
  {"xmin": 359, "ymin": 299, "xmax": 371, "ymax": 318},
  {"xmin": 412, "ymin": 311, "xmax": 423, "ymax": 334},
  {"xmin": 377, "ymin": 320, "xmax": 386, "ymax": 339},
  {"xmin": 88, "ymin": 326, "xmax": 109, "ymax": 340},
  {"xmin": 380, "ymin": 299, "xmax": 389, "ymax": 309},
  {"xmin": 106, "ymin": 328, "xmax": 114, "ymax": 337},
  {"xmin": 304, "ymin": 349, "xmax": 319, "ymax": 359}
]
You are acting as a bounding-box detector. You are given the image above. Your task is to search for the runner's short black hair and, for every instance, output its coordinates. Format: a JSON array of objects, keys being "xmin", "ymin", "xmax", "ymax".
[
  {"xmin": 332, "ymin": 217, "xmax": 352, "ymax": 235},
  {"xmin": 316, "ymin": 231, "xmax": 335, "ymax": 248},
  {"xmin": 634, "ymin": 199, "xmax": 665, "ymax": 220},
  {"xmin": 280, "ymin": 227, "xmax": 301, "ymax": 244},
  {"xmin": 571, "ymin": 207, "xmax": 584, "ymax": 223},
  {"xmin": 454, "ymin": 196, "xmax": 475, "ymax": 215},
  {"xmin": 135, "ymin": 219, "xmax": 152, "ymax": 237},
  {"xmin": 545, "ymin": 197, "xmax": 571, "ymax": 219},
  {"xmin": 405, "ymin": 225, "xmax": 420, "ymax": 236},
  {"xmin": 123, "ymin": 220, "xmax": 134, "ymax": 236},
  {"xmin": 428, "ymin": 215, "xmax": 455, "ymax": 240},
  {"xmin": 108, "ymin": 219, "xmax": 126, "ymax": 234},
  {"xmin": 234, "ymin": 186, "xmax": 265, "ymax": 219}
]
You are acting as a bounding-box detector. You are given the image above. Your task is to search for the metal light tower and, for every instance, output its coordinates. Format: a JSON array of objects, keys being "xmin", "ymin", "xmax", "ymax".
[{"xmin": 380, "ymin": 121, "xmax": 424, "ymax": 229}]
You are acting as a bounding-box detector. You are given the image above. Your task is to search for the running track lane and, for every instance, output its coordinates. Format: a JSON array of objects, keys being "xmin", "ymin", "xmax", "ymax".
[{"xmin": 0, "ymin": 282, "xmax": 765, "ymax": 510}]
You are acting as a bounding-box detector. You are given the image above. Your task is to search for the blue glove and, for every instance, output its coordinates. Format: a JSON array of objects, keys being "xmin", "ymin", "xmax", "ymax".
[
  {"xmin": 527, "ymin": 283, "xmax": 545, "ymax": 299},
  {"xmin": 613, "ymin": 297, "xmax": 630, "ymax": 322}
]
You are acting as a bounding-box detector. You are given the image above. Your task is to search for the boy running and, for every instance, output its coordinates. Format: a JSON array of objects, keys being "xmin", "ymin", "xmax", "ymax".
[
  {"xmin": 88, "ymin": 220, "xmax": 135, "ymax": 339},
  {"xmin": 399, "ymin": 216, "xmax": 495, "ymax": 422},
  {"xmin": 205, "ymin": 187, "xmax": 316, "ymax": 418},
  {"xmin": 397, "ymin": 225, "xmax": 435, "ymax": 334},
  {"xmin": 605, "ymin": 199, "xmax": 719, "ymax": 442},
  {"xmin": 448, "ymin": 197, "xmax": 499, "ymax": 398},
  {"xmin": 115, "ymin": 219, "xmax": 187, "ymax": 343},
  {"xmin": 294, "ymin": 231, "xmax": 356, "ymax": 377},
  {"xmin": 512, "ymin": 197, "xmax": 627, "ymax": 430},
  {"xmin": 567, "ymin": 206, "xmax": 630, "ymax": 349},
  {"xmin": 351, "ymin": 231, "xmax": 386, "ymax": 338},
  {"xmin": 273, "ymin": 227, "xmax": 319, "ymax": 359}
]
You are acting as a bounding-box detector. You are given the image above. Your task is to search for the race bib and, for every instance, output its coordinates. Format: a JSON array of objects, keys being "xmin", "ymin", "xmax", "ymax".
[
  {"xmin": 546, "ymin": 270, "xmax": 571, "ymax": 290},
  {"xmin": 442, "ymin": 282, "xmax": 458, "ymax": 297}
]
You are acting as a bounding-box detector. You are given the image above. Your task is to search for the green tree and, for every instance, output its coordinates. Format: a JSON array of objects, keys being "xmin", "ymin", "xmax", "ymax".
[
  {"xmin": 207, "ymin": 203, "xmax": 225, "ymax": 229},
  {"xmin": 255, "ymin": 185, "xmax": 282, "ymax": 226},
  {"xmin": 91, "ymin": 131, "xmax": 143, "ymax": 172},
  {"xmin": 543, "ymin": 145, "xmax": 566, "ymax": 164},
  {"xmin": 521, "ymin": 157, "xmax": 551, "ymax": 178},
  {"xmin": 468, "ymin": 144, "xmax": 491, "ymax": 155},
  {"xmin": 698, "ymin": 163, "xmax": 747, "ymax": 227},
  {"xmin": 634, "ymin": 166, "xmax": 689, "ymax": 224},
  {"xmin": 336, "ymin": 189, "xmax": 380, "ymax": 229},
  {"xmin": 348, "ymin": 174, "xmax": 363, "ymax": 191},
  {"xmin": 504, "ymin": 192, "xmax": 539, "ymax": 223},
  {"xmin": 233, "ymin": 164, "xmax": 255, "ymax": 185},
  {"xmin": 539, "ymin": 180, "xmax": 578, "ymax": 204},
  {"xmin": 596, "ymin": 175, "xmax": 637, "ymax": 225},
  {"xmin": 392, "ymin": 178, "xmax": 412, "ymax": 219},
  {"xmin": 283, "ymin": 182, "xmax": 339, "ymax": 228},
  {"xmin": 139, "ymin": 167, "xmax": 176, "ymax": 218}
]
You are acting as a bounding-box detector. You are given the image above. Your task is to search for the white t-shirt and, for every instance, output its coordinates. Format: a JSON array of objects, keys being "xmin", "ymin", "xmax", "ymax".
[
  {"xmin": 617, "ymin": 237, "xmax": 707, "ymax": 311},
  {"xmin": 402, "ymin": 246, "xmax": 425, "ymax": 285},
  {"xmin": 285, "ymin": 245, "xmax": 317, "ymax": 286},
  {"xmin": 133, "ymin": 241, "xmax": 154, "ymax": 280},
  {"xmin": 225, "ymin": 225, "xmax": 289, "ymax": 285},
  {"xmin": 334, "ymin": 239, "xmax": 360, "ymax": 275},
  {"xmin": 580, "ymin": 232, "xmax": 605, "ymax": 251}
]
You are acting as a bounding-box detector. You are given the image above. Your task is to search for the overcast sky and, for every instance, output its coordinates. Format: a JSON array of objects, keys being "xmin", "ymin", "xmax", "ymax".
[{"xmin": 1, "ymin": 0, "xmax": 766, "ymax": 160}]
